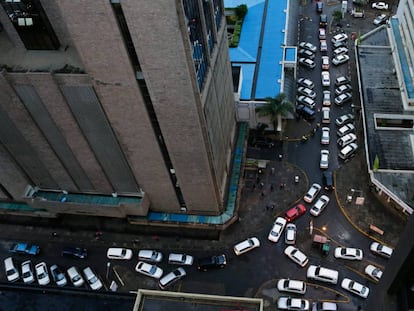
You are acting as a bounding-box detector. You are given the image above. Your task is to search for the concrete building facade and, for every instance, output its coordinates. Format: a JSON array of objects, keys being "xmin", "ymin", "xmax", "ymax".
[{"xmin": 0, "ymin": 0, "xmax": 236, "ymax": 220}]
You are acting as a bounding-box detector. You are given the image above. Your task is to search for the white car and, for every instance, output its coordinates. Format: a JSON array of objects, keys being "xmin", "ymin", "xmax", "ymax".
[
  {"xmin": 335, "ymin": 92, "xmax": 352, "ymax": 105},
  {"xmin": 35, "ymin": 262, "xmax": 50, "ymax": 286},
  {"xmin": 107, "ymin": 248, "xmax": 133, "ymax": 260},
  {"xmin": 331, "ymin": 33, "xmax": 348, "ymax": 44},
  {"xmin": 339, "ymin": 143, "xmax": 358, "ymax": 160},
  {"xmin": 333, "ymin": 47, "xmax": 348, "ymax": 55},
  {"xmin": 365, "ymin": 264, "xmax": 383, "ymax": 281},
  {"xmin": 299, "ymin": 58, "xmax": 316, "ymax": 69},
  {"xmin": 234, "ymin": 237, "xmax": 260, "ymax": 255},
  {"xmin": 321, "ymin": 56, "xmax": 329, "ymax": 71},
  {"xmin": 21, "ymin": 260, "xmax": 35, "ymax": 284},
  {"xmin": 284, "ymin": 246, "xmax": 309, "ymax": 267},
  {"xmin": 372, "ymin": 2, "xmax": 389, "ymax": 10},
  {"xmin": 307, "ymin": 265, "xmax": 338, "ymax": 284},
  {"xmin": 168, "ymin": 253, "xmax": 194, "ymax": 265},
  {"xmin": 320, "ymin": 39, "xmax": 328, "ymax": 52},
  {"xmin": 335, "ymin": 114, "xmax": 354, "ymax": 126},
  {"xmin": 299, "ymin": 41, "xmax": 317, "ymax": 52},
  {"xmin": 341, "ymin": 278, "xmax": 370, "ymax": 298},
  {"xmin": 337, "ymin": 133, "xmax": 357, "ymax": 148},
  {"xmin": 298, "ymin": 86, "xmax": 317, "ymax": 99},
  {"xmin": 332, "ymin": 54, "xmax": 350, "ymax": 65},
  {"xmin": 310, "ymin": 195, "xmax": 330, "ymax": 216},
  {"xmin": 83, "ymin": 267, "xmax": 103, "ymax": 290},
  {"xmin": 268, "ymin": 217, "xmax": 287, "ymax": 242},
  {"xmin": 334, "ymin": 247, "xmax": 363, "ymax": 260},
  {"xmin": 370, "ymin": 242, "xmax": 393, "ymax": 258},
  {"xmin": 373, "ymin": 14, "xmax": 388, "ymax": 25},
  {"xmin": 304, "ymin": 183, "xmax": 321, "ymax": 203},
  {"xmin": 67, "ymin": 266, "xmax": 84, "ymax": 287},
  {"xmin": 322, "ymin": 90, "xmax": 331, "ymax": 106},
  {"xmin": 297, "ymin": 95, "xmax": 316, "ymax": 109},
  {"xmin": 50, "ymin": 264, "xmax": 67, "ymax": 287},
  {"xmin": 335, "ymin": 84, "xmax": 352, "ymax": 95},
  {"xmin": 321, "ymin": 127, "xmax": 330, "ymax": 145},
  {"xmin": 337, "ymin": 123, "xmax": 355, "ymax": 137},
  {"xmin": 138, "ymin": 250, "xmax": 163, "ymax": 263},
  {"xmin": 135, "ymin": 261, "xmax": 163, "ymax": 279},
  {"xmin": 320, "ymin": 150, "xmax": 329, "ymax": 169},
  {"xmin": 278, "ymin": 297, "xmax": 310, "ymax": 310},
  {"xmin": 4, "ymin": 257, "xmax": 19, "ymax": 282},
  {"xmin": 335, "ymin": 76, "xmax": 351, "ymax": 86},
  {"xmin": 277, "ymin": 278, "xmax": 306, "ymax": 294},
  {"xmin": 297, "ymin": 78, "xmax": 314, "ymax": 89},
  {"xmin": 159, "ymin": 267, "xmax": 186, "ymax": 290},
  {"xmin": 321, "ymin": 71, "xmax": 330, "ymax": 87},
  {"xmin": 285, "ymin": 223, "xmax": 297, "ymax": 245}
]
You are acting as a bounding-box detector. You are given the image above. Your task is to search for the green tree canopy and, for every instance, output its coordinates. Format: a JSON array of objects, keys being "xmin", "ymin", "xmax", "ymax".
[{"xmin": 255, "ymin": 93, "xmax": 293, "ymax": 133}]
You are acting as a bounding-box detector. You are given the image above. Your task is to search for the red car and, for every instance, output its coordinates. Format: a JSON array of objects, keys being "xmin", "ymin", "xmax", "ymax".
[{"xmin": 284, "ymin": 204, "xmax": 306, "ymax": 222}]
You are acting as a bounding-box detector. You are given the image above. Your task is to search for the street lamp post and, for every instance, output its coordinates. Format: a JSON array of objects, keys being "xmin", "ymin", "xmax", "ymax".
[{"xmin": 106, "ymin": 262, "xmax": 111, "ymax": 280}]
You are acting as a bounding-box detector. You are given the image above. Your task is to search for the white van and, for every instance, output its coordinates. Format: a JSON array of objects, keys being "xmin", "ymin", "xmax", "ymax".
[
  {"xmin": 307, "ymin": 265, "xmax": 339, "ymax": 284},
  {"xmin": 321, "ymin": 107, "xmax": 330, "ymax": 124},
  {"xmin": 4, "ymin": 257, "xmax": 19, "ymax": 282}
]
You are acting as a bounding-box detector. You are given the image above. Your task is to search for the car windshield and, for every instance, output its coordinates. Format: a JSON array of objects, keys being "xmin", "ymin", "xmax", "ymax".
[{"xmin": 149, "ymin": 266, "xmax": 157, "ymax": 274}]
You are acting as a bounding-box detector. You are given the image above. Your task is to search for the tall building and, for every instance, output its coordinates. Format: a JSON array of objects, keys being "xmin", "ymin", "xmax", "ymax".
[{"xmin": 0, "ymin": 0, "xmax": 236, "ymax": 221}]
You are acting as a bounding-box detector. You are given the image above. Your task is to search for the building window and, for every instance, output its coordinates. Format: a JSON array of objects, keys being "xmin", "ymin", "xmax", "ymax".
[
  {"xmin": 203, "ymin": 0, "xmax": 215, "ymax": 52},
  {"xmin": 375, "ymin": 114, "xmax": 414, "ymax": 129},
  {"xmin": 1, "ymin": 0, "xmax": 60, "ymax": 50},
  {"xmin": 212, "ymin": 0, "xmax": 222, "ymax": 30}
]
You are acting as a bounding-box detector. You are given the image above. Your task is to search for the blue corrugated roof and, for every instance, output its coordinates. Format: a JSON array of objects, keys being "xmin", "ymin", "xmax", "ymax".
[
  {"xmin": 391, "ymin": 18, "xmax": 414, "ymax": 99},
  {"xmin": 285, "ymin": 47, "xmax": 297, "ymax": 62},
  {"xmin": 226, "ymin": 0, "xmax": 287, "ymax": 100}
]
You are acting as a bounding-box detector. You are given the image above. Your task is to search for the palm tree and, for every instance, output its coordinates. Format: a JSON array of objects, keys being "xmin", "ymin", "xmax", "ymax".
[{"xmin": 255, "ymin": 93, "xmax": 293, "ymax": 134}]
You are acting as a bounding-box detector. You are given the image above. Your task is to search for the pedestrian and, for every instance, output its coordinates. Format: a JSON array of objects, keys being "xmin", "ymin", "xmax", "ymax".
[
  {"xmin": 271, "ymin": 204, "xmax": 275, "ymax": 210},
  {"xmin": 278, "ymin": 154, "xmax": 283, "ymax": 161},
  {"xmin": 260, "ymin": 191, "xmax": 265, "ymax": 198},
  {"xmin": 271, "ymin": 167, "xmax": 275, "ymax": 175},
  {"xmin": 265, "ymin": 205, "xmax": 269, "ymax": 211},
  {"xmin": 252, "ymin": 184, "xmax": 256, "ymax": 191},
  {"xmin": 256, "ymin": 176, "xmax": 261, "ymax": 184},
  {"xmin": 270, "ymin": 184, "xmax": 274, "ymax": 192},
  {"xmin": 259, "ymin": 182, "xmax": 264, "ymax": 189},
  {"xmin": 280, "ymin": 183, "xmax": 284, "ymax": 190}
]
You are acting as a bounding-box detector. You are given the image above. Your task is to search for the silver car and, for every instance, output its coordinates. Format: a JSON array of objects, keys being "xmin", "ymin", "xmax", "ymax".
[{"xmin": 138, "ymin": 250, "xmax": 163, "ymax": 263}]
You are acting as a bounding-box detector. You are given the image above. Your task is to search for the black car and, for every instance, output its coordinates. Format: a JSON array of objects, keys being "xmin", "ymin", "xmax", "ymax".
[
  {"xmin": 296, "ymin": 104, "xmax": 315, "ymax": 121},
  {"xmin": 250, "ymin": 137, "xmax": 275, "ymax": 148},
  {"xmin": 322, "ymin": 171, "xmax": 334, "ymax": 191},
  {"xmin": 316, "ymin": 1, "xmax": 323, "ymax": 13},
  {"xmin": 197, "ymin": 254, "xmax": 226, "ymax": 271},
  {"xmin": 319, "ymin": 14, "xmax": 327, "ymax": 27},
  {"xmin": 62, "ymin": 247, "xmax": 87, "ymax": 259}
]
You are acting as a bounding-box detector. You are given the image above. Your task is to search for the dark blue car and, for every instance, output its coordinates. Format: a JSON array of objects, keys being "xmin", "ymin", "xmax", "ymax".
[{"xmin": 10, "ymin": 243, "xmax": 40, "ymax": 256}]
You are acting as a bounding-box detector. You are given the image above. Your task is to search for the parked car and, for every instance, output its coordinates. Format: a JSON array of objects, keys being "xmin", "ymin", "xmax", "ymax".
[
  {"xmin": 107, "ymin": 248, "xmax": 133, "ymax": 260},
  {"xmin": 339, "ymin": 143, "xmax": 358, "ymax": 160},
  {"xmin": 373, "ymin": 14, "xmax": 388, "ymax": 25},
  {"xmin": 268, "ymin": 217, "xmax": 287, "ymax": 242},
  {"xmin": 310, "ymin": 195, "xmax": 330, "ymax": 216},
  {"xmin": 335, "ymin": 84, "xmax": 352, "ymax": 95},
  {"xmin": 322, "ymin": 171, "xmax": 334, "ymax": 191},
  {"xmin": 4, "ymin": 257, "xmax": 19, "ymax": 282},
  {"xmin": 335, "ymin": 76, "xmax": 351, "ymax": 86},
  {"xmin": 321, "ymin": 56, "xmax": 329, "ymax": 70},
  {"xmin": 334, "ymin": 247, "xmax": 363, "ymax": 260},
  {"xmin": 297, "ymin": 78, "xmax": 314, "ymax": 89},
  {"xmin": 312, "ymin": 301, "xmax": 338, "ymax": 311},
  {"xmin": 233, "ymin": 237, "xmax": 260, "ymax": 255},
  {"xmin": 298, "ymin": 49, "xmax": 316, "ymax": 59},
  {"xmin": 67, "ymin": 266, "xmax": 85, "ymax": 287},
  {"xmin": 365, "ymin": 264, "xmax": 383, "ymax": 281},
  {"xmin": 159, "ymin": 267, "xmax": 186, "ymax": 290},
  {"xmin": 285, "ymin": 223, "xmax": 297, "ymax": 245},
  {"xmin": 320, "ymin": 39, "xmax": 328, "ymax": 52},
  {"xmin": 320, "ymin": 150, "xmax": 329, "ymax": 169},
  {"xmin": 334, "ymin": 92, "xmax": 352, "ymax": 106},
  {"xmin": 318, "ymin": 28, "xmax": 326, "ymax": 39},
  {"xmin": 307, "ymin": 265, "xmax": 339, "ymax": 284},
  {"xmin": 331, "ymin": 33, "xmax": 348, "ymax": 44},
  {"xmin": 336, "ymin": 114, "xmax": 355, "ymax": 126},
  {"xmin": 62, "ymin": 247, "xmax": 87, "ymax": 259},
  {"xmin": 341, "ymin": 278, "xmax": 370, "ymax": 298},
  {"xmin": 297, "ymin": 95, "xmax": 316, "ymax": 109},
  {"xmin": 321, "ymin": 107, "xmax": 330, "ymax": 124},
  {"xmin": 197, "ymin": 254, "xmax": 226, "ymax": 271},
  {"xmin": 168, "ymin": 253, "xmax": 194, "ymax": 265},
  {"xmin": 83, "ymin": 267, "xmax": 103, "ymax": 290},
  {"xmin": 138, "ymin": 250, "xmax": 163, "ymax": 263},
  {"xmin": 322, "ymin": 90, "xmax": 331, "ymax": 106},
  {"xmin": 250, "ymin": 136, "xmax": 275, "ymax": 148},
  {"xmin": 332, "ymin": 54, "xmax": 350, "ymax": 65},
  {"xmin": 332, "ymin": 40, "xmax": 347, "ymax": 49},
  {"xmin": 35, "ymin": 262, "xmax": 50, "ymax": 286},
  {"xmin": 333, "ymin": 47, "xmax": 348, "ymax": 56},
  {"xmin": 299, "ymin": 58, "xmax": 316, "ymax": 69},
  {"xmin": 337, "ymin": 133, "xmax": 357, "ymax": 148},
  {"xmin": 298, "ymin": 86, "xmax": 317, "ymax": 99},
  {"xmin": 9, "ymin": 243, "xmax": 40, "ymax": 256},
  {"xmin": 277, "ymin": 278, "xmax": 306, "ymax": 294},
  {"xmin": 319, "ymin": 14, "xmax": 328, "ymax": 27},
  {"xmin": 296, "ymin": 104, "xmax": 316, "ymax": 121},
  {"xmin": 21, "ymin": 260, "xmax": 34, "ymax": 284},
  {"xmin": 135, "ymin": 261, "xmax": 163, "ymax": 279},
  {"xmin": 321, "ymin": 127, "xmax": 330, "ymax": 145},
  {"xmin": 50, "ymin": 264, "xmax": 67, "ymax": 287},
  {"xmin": 316, "ymin": 1, "xmax": 323, "ymax": 13},
  {"xmin": 321, "ymin": 71, "xmax": 330, "ymax": 87},
  {"xmin": 370, "ymin": 242, "xmax": 393, "ymax": 258},
  {"xmin": 284, "ymin": 246, "xmax": 309, "ymax": 267},
  {"xmin": 278, "ymin": 297, "xmax": 310, "ymax": 310},
  {"xmin": 337, "ymin": 123, "xmax": 355, "ymax": 137},
  {"xmin": 304, "ymin": 183, "xmax": 321, "ymax": 203},
  {"xmin": 299, "ymin": 42, "xmax": 317, "ymax": 52},
  {"xmin": 372, "ymin": 2, "xmax": 389, "ymax": 10},
  {"xmin": 284, "ymin": 204, "xmax": 306, "ymax": 222}
]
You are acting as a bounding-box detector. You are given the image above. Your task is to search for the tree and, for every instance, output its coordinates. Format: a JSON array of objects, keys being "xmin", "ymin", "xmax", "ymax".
[
  {"xmin": 235, "ymin": 4, "xmax": 248, "ymax": 20},
  {"xmin": 255, "ymin": 93, "xmax": 293, "ymax": 133},
  {"xmin": 333, "ymin": 10, "xmax": 343, "ymax": 22}
]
